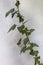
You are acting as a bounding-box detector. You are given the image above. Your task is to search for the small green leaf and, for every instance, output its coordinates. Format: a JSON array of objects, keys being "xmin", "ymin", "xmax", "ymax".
[
  {"xmin": 25, "ymin": 29, "xmax": 35, "ymax": 36},
  {"xmin": 17, "ymin": 38, "xmax": 21, "ymax": 45},
  {"xmin": 30, "ymin": 43, "xmax": 39, "ymax": 47},
  {"xmin": 37, "ymin": 61, "xmax": 40, "ymax": 64},
  {"xmin": 21, "ymin": 29, "xmax": 26, "ymax": 34},
  {"xmin": 35, "ymin": 56, "xmax": 40, "ymax": 64},
  {"xmin": 23, "ymin": 37, "xmax": 29, "ymax": 45},
  {"xmin": 36, "ymin": 60, "xmax": 40, "ymax": 65},
  {"xmin": 17, "ymin": 13, "xmax": 21, "ymax": 17},
  {"xmin": 5, "ymin": 8, "xmax": 14, "ymax": 17},
  {"xmin": 17, "ymin": 25, "xmax": 25, "ymax": 33},
  {"xmin": 35, "ymin": 57, "xmax": 40, "ymax": 64},
  {"xmin": 18, "ymin": 27, "xmax": 27, "ymax": 35},
  {"xmin": 15, "ymin": 0, "xmax": 20, "ymax": 7},
  {"xmin": 30, "ymin": 29, "xmax": 35, "ymax": 33},
  {"xmin": 17, "ymin": 27, "xmax": 30, "ymax": 35},
  {"xmin": 26, "ymin": 47, "xmax": 30, "ymax": 50},
  {"xmin": 33, "ymin": 51, "xmax": 39, "ymax": 56},
  {"xmin": 30, "ymin": 49, "xmax": 34, "ymax": 56},
  {"xmin": 8, "ymin": 24, "xmax": 16, "ymax": 32},
  {"xmin": 19, "ymin": 17, "xmax": 24, "ymax": 22},
  {"xmin": 21, "ymin": 46, "xmax": 27, "ymax": 53},
  {"xmin": 37, "ymin": 56, "xmax": 40, "ymax": 59},
  {"xmin": 12, "ymin": 11, "xmax": 18, "ymax": 18},
  {"xmin": 30, "ymin": 50, "xmax": 39, "ymax": 56},
  {"xmin": 17, "ymin": 13, "xmax": 24, "ymax": 22}
]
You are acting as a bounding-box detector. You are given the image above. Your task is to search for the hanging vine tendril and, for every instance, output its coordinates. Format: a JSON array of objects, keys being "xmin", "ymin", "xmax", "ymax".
[{"xmin": 5, "ymin": 0, "xmax": 43, "ymax": 65}]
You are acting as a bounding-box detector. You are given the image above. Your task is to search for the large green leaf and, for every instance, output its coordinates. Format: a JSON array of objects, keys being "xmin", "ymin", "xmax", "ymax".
[
  {"xmin": 8, "ymin": 24, "xmax": 16, "ymax": 32},
  {"xmin": 5, "ymin": 8, "xmax": 14, "ymax": 17}
]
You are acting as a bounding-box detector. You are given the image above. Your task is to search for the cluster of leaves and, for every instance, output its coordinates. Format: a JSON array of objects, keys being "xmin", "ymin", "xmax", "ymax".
[{"xmin": 5, "ymin": 0, "xmax": 43, "ymax": 65}]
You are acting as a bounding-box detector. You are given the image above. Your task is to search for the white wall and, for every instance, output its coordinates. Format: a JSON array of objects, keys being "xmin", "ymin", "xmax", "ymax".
[{"xmin": 0, "ymin": 0, "xmax": 43, "ymax": 65}]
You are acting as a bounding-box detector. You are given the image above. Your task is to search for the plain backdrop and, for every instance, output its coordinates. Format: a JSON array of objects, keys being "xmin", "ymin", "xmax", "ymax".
[{"xmin": 0, "ymin": 0, "xmax": 43, "ymax": 65}]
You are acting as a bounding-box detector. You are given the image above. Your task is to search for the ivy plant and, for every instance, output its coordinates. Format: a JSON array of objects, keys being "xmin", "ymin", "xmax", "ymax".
[{"xmin": 5, "ymin": 0, "xmax": 43, "ymax": 65}]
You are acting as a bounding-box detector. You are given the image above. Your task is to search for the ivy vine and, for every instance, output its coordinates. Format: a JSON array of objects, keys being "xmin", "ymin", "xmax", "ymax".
[{"xmin": 5, "ymin": 0, "xmax": 43, "ymax": 65}]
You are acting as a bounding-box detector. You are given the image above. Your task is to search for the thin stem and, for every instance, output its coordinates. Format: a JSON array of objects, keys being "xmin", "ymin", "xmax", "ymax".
[{"xmin": 35, "ymin": 58, "xmax": 36, "ymax": 65}]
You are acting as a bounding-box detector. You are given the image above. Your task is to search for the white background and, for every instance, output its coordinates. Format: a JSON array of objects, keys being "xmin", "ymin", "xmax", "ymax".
[{"xmin": 0, "ymin": 0, "xmax": 43, "ymax": 65}]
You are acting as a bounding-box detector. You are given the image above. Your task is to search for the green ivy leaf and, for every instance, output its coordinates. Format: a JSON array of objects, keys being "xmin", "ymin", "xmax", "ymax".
[
  {"xmin": 15, "ymin": 0, "xmax": 20, "ymax": 8},
  {"xmin": 12, "ymin": 11, "xmax": 18, "ymax": 18},
  {"xmin": 21, "ymin": 29, "xmax": 26, "ymax": 34},
  {"xmin": 5, "ymin": 8, "xmax": 14, "ymax": 17},
  {"xmin": 35, "ymin": 56, "xmax": 40, "ymax": 64},
  {"xmin": 17, "ymin": 13, "xmax": 21, "ymax": 17},
  {"xmin": 30, "ymin": 50, "xmax": 39, "ymax": 56},
  {"xmin": 18, "ymin": 27, "xmax": 27, "ymax": 35},
  {"xmin": 36, "ymin": 60, "xmax": 40, "ymax": 65},
  {"xmin": 26, "ymin": 47, "xmax": 30, "ymax": 50},
  {"xmin": 17, "ymin": 38, "xmax": 21, "ymax": 45},
  {"xmin": 17, "ymin": 25, "xmax": 25, "ymax": 33},
  {"xmin": 37, "ymin": 56, "xmax": 40, "ymax": 59},
  {"xmin": 33, "ymin": 51, "xmax": 39, "ymax": 56},
  {"xmin": 25, "ymin": 29, "xmax": 35, "ymax": 36},
  {"xmin": 30, "ymin": 49, "xmax": 34, "ymax": 56},
  {"xmin": 23, "ymin": 37, "xmax": 29, "ymax": 45},
  {"xmin": 8, "ymin": 24, "xmax": 16, "ymax": 32},
  {"xmin": 20, "ymin": 46, "xmax": 27, "ymax": 53},
  {"xmin": 18, "ymin": 26, "xmax": 34, "ymax": 35},
  {"xmin": 30, "ymin": 43, "xmax": 39, "ymax": 47},
  {"xmin": 17, "ymin": 13, "xmax": 24, "ymax": 22},
  {"xmin": 37, "ymin": 61, "xmax": 40, "ymax": 64},
  {"xmin": 19, "ymin": 17, "xmax": 24, "ymax": 22},
  {"xmin": 30, "ymin": 29, "xmax": 35, "ymax": 32}
]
